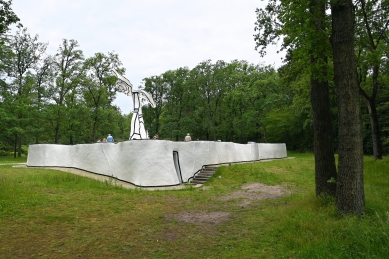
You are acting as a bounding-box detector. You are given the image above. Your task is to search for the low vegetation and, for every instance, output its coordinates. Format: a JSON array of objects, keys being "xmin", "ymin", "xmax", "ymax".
[{"xmin": 1, "ymin": 152, "xmax": 388, "ymax": 258}]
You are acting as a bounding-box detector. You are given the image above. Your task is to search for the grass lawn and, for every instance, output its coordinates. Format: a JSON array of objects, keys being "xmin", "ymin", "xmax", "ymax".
[{"xmin": 0, "ymin": 152, "xmax": 388, "ymax": 258}]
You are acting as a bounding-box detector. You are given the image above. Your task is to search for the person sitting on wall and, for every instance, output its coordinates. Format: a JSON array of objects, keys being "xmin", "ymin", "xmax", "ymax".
[
  {"xmin": 102, "ymin": 138, "xmax": 107, "ymax": 142},
  {"xmin": 185, "ymin": 133, "xmax": 191, "ymax": 141},
  {"xmin": 107, "ymin": 134, "xmax": 114, "ymax": 143}
]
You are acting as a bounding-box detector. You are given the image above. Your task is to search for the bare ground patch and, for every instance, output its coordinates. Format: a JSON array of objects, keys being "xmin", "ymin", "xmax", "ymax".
[
  {"xmin": 219, "ymin": 182, "xmax": 290, "ymax": 207},
  {"xmin": 170, "ymin": 211, "xmax": 232, "ymax": 225},
  {"xmin": 170, "ymin": 182, "xmax": 291, "ymax": 225}
]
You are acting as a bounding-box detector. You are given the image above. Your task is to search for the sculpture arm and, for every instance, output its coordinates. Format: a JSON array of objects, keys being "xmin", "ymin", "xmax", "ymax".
[
  {"xmin": 138, "ymin": 90, "xmax": 156, "ymax": 108},
  {"xmin": 111, "ymin": 69, "xmax": 133, "ymax": 96}
]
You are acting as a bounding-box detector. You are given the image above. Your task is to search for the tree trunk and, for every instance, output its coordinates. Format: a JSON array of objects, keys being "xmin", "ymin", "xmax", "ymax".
[
  {"xmin": 54, "ymin": 121, "xmax": 60, "ymax": 144},
  {"xmin": 13, "ymin": 133, "xmax": 17, "ymax": 158},
  {"xmin": 155, "ymin": 114, "xmax": 160, "ymax": 137},
  {"xmin": 69, "ymin": 123, "xmax": 74, "ymax": 145},
  {"xmin": 359, "ymin": 63, "xmax": 383, "ymax": 159},
  {"xmin": 262, "ymin": 125, "xmax": 268, "ymax": 143},
  {"xmin": 17, "ymin": 135, "xmax": 22, "ymax": 157},
  {"xmin": 54, "ymin": 106, "xmax": 61, "ymax": 144},
  {"xmin": 331, "ymin": 0, "xmax": 365, "ymax": 215},
  {"xmin": 310, "ymin": 77, "xmax": 337, "ymax": 196},
  {"xmin": 309, "ymin": 0, "xmax": 337, "ymax": 197},
  {"xmin": 55, "ymin": 93, "xmax": 65, "ymax": 144},
  {"xmin": 358, "ymin": 0, "xmax": 383, "ymax": 159},
  {"xmin": 366, "ymin": 99, "xmax": 382, "ymax": 159},
  {"xmin": 93, "ymin": 116, "xmax": 98, "ymax": 142}
]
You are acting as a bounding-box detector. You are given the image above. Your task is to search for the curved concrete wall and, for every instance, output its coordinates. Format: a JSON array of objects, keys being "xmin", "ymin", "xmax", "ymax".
[{"xmin": 27, "ymin": 140, "xmax": 287, "ymax": 187}]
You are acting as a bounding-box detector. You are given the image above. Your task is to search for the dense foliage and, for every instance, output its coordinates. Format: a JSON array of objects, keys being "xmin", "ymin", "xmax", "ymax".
[
  {"xmin": 142, "ymin": 60, "xmax": 300, "ymax": 144},
  {"xmin": 0, "ymin": 27, "xmax": 131, "ymax": 156}
]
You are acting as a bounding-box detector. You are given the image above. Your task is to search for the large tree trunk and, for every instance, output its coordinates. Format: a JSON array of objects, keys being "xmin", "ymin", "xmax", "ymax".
[
  {"xmin": 309, "ymin": 0, "xmax": 337, "ymax": 197},
  {"xmin": 311, "ymin": 77, "xmax": 337, "ymax": 196},
  {"xmin": 331, "ymin": 0, "xmax": 365, "ymax": 215}
]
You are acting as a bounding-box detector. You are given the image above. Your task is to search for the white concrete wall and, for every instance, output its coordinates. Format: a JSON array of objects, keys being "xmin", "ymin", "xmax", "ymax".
[{"xmin": 27, "ymin": 140, "xmax": 287, "ymax": 187}]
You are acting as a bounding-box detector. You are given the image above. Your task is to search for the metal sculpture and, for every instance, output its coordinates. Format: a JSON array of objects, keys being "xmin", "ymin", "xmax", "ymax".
[{"xmin": 112, "ymin": 69, "xmax": 156, "ymax": 140}]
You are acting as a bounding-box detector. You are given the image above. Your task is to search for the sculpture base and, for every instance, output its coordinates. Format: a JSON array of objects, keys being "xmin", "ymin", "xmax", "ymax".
[{"xmin": 27, "ymin": 140, "xmax": 287, "ymax": 187}]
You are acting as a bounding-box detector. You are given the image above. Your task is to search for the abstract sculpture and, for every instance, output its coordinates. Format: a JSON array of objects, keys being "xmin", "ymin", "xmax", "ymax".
[{"xmin": 112, "ymin": 69, "xmax": 156, "ymax": 140}]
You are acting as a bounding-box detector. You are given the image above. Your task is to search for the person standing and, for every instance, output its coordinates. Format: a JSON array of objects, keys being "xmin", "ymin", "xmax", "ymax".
[{"xmin": 107, "ymin": 134, "xmax": 114, "ymax": 142}]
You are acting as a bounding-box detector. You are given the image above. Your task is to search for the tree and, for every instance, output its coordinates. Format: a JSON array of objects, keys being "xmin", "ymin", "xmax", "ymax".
[
  {"xmin": 308, "ymin": 0, "xmax": 337, "ymax": 196},
  {"xmin": 51, "ymin": 39, "xmax": 84, "ymax": 144},
  {"xmin": 254, "ymin": 0, "xmax": 337, "ymax": 196},
  {"xmin": 143, "ymin": 74, "xmax": 168, "ymax": 137},
  {"xmin": 354, "ymin": 0, "xmax": 389, "ymax": 159},
  {"xmin": 31, "ymin": 55, "xmax": 54, "ymax": 144},
  {"xmin": 190, "ymin": 60, "xmax": 227, "ymax": 140},
  {"xmin": 143, "ymin": 60, "xmax": 287, "ymax": 143},
  {"xmin": 0, "ymin": 0, "xmax": 20, "ymax": 36},
  {"xmin": 149, "ymin": 68, "xmax": 192, "ymax": 140},
  {"xmin": 220, "ymin": 61, "xmax": 281, "ymax": 143},
  {"xmin": 331, "ymin": 0, "xmax": 365, "ymax": 215},
  {"xmin": 82, "ymin": 52, "xmax": 122, "ymax": 142},
  {"xmin": 2, "ymin": 27, "xmax": 47, "ymax": 156}
]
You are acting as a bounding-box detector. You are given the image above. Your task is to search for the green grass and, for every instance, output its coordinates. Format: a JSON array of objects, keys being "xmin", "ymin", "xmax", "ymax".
[
  {"xmin": 1, "ymin": 152, "xmax": 389, "ymax": 258},
  {"xmin": 0, "ymin": 155, "xmax": 27, "ymax": 164}
]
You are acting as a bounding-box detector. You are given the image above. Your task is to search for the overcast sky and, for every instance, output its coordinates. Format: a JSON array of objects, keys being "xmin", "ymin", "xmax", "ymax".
[{"xmin": 11, "ymin": 0, "xmax": 284, "ymax": 114}]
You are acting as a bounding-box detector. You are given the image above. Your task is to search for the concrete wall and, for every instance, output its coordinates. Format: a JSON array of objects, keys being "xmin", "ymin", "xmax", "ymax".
[{"xmin": 27, "ymin": 140, "xmax": 287, "ymax": 187}]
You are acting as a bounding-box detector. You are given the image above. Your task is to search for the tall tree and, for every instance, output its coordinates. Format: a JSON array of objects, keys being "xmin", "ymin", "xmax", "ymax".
[
  {"xmin": 309, "ymin": 0, "xmax": 337, "ymax": 196},
  {"xmin": 152, "ymin": 68, "xmax": 191, "ymax": 140},
  {"xmin": 2, "ymin": 27, "xmax": 47, "ymax": 156},
  {"xmin": 143, "ymin": 74, "xmax": 169, "ymax": 137},
  {"xmin": 331, "ymin": 0, "xmax": 365, "ymax": 215},
  {"xmin": 51, "ymin": 39, "xmax": 84, "ymax": 144},
  {"xmin": 254, "ymin": 0, "xmax": 337, "ymax": 196},
  {"xmin": 0, "ymin": 0, "xmax": 20, "ymax": 36},
  {"xmin": 31, "ymin": 55, "xmax": 54, "ymax": 144},
  {"xmin": 354, "ymin": 0, "xmax": 389, "ymax": 159},
  {"xmin": 82, "ymin": 52, "xmax": 122, "ymax": 142},
  {"xmin": 190, "ymin": 60, "xmax": 226, "ymax": 140}
]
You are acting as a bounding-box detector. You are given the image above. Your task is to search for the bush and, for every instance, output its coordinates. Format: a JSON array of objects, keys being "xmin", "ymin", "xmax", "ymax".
[{"xmin": 21, "ymin": 145, "xmax": 28, "ymax": 155}]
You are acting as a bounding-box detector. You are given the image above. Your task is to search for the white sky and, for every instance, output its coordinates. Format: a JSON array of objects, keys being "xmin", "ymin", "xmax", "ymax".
[{"xmin": 11, "ymin": 0, "xmax": 284, "ymax": 114}]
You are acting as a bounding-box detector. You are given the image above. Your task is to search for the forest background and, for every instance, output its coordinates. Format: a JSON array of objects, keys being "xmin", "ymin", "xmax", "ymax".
[{"xmin": 0, "ymin": 0, "xmax": 388, "ymax": 159}]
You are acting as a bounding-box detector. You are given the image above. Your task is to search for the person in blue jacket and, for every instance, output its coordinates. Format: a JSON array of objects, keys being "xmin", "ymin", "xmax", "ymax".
[{"xmin": 107, "ymin": 134, "xmax": 114, "ymax": 142}]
